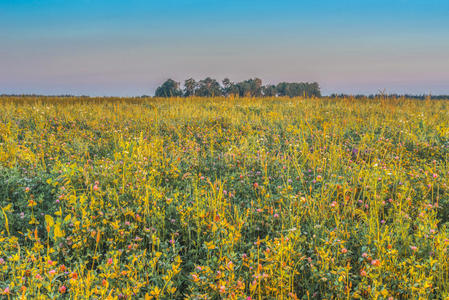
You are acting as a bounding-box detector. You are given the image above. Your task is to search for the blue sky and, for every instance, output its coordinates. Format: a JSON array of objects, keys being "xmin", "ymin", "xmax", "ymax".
[{"xmin": 1, "ymin": 0, "xmax": 448, "ymax": 96}]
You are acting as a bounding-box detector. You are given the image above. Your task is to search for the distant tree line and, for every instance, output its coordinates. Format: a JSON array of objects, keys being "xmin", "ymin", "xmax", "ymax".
[
  {"xmin": 154, "ymin": 78, "xmax": 321, "ymax": 98},
  {"xmin": 329, "ymin": 93, "xmax": 449, "ymax": 100},
  {"xmin": 2, "ymin": 91, "xmax": 448, "ymax": 100}
]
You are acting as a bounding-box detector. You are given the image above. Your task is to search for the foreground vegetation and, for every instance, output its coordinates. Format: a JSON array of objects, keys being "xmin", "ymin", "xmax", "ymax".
[{"xmin": 0, "ymin": 96, "xmax": 448, "ymax": 299}]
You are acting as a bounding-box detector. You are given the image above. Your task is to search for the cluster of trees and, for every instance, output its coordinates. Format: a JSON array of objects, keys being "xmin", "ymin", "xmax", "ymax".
[{"xmin": 154, "ymin": 78, "xmax": 321, "ymax": 98}]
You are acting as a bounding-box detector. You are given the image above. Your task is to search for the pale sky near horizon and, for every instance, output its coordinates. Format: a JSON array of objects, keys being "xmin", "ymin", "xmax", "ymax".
[{"xmin": 1, "ymin": 0, "xmax": 449, "ymax": 96}]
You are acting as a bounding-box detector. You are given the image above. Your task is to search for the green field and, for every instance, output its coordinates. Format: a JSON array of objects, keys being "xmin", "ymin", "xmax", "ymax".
[{"xmin": 0, "ymin": 96, "xmax": 448, "ymax": 299}]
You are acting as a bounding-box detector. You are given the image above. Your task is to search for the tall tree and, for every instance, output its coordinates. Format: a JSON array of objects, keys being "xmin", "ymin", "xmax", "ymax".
[
  {"xmin": 236, "ymin": 81, "xmax": 251, "ymax": 97},
  {"xmin": 263, "ymin": 85, "xmax": 277, "ymax": 97},
  {"xmin": 195, "ymin": 77, "xmax": 222, "ymax": 97},
  {"xmin": 249, "ymin": 78, "xmax": 263, "ymax": 97},
  {"xmin": 276, "ymin": 82, "xmax": 289, "ymax": 97},
  {"xmin": 222, "ymin": 78, "xmax": 239, "ymax": 96},
  {"xmin": 155, "ymin": 79, "xmax": 182, "ymax": 97},
  {"xmin": 184, "ymin": 78, "xmax": 197, "ymax": 97},
  {"xmin": 310, "ymin": 82, "xmax": 321, "ymax": 97},
  {"xmin": 235, "ymin": 78, "xmax": 263, "ymax": 97}
]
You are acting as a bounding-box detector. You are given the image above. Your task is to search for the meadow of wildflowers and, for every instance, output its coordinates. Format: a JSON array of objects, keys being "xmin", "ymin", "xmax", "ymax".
[{"xmin": 0, "ymin": 96, "xmax": 448, "ymax": 299}]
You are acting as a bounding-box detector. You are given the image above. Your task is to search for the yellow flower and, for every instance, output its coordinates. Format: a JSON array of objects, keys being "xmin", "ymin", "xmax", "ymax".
[{"xmin": 205, "ymin": 241, "xmax": 215, "ymax": 250}]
